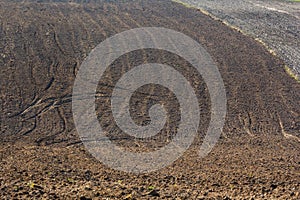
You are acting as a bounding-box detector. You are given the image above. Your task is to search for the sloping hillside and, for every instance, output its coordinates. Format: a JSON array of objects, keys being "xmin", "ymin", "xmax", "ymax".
[{"xmin": 1, "ymin": 0, "xmax": 299, "ymax": 145}]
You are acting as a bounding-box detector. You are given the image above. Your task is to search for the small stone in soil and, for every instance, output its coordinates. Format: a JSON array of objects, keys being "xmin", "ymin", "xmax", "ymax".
[{"xmin": 148, "ymin": 190, "xmax": 160, "ymax": 197}]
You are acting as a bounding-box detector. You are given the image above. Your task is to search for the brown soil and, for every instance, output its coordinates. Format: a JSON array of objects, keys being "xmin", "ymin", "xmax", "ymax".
[
  {"xmin": 1, "ymin": 136, "xmax": 299, "ymax": 199},
  {"xmin": 0, "ymin": 0, "xmax": 299, "ymax": 199}
]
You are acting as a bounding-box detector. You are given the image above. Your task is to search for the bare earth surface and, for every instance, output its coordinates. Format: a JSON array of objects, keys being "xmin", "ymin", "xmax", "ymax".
[
  {"xmin": 1, "ymin": 136, "xmax": 300, "ymax": 199},
  {"xmin": 179, "ymin": 0, "xmax": 300, "ymax": 77},
  {"xmin": 0, "ymin": 0, "xmax": 300, "ymax": 199}
]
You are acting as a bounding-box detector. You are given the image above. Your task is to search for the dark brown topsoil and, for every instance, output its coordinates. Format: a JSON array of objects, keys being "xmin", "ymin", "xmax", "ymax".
[{"xmin": 0, "ymin": 0, "xmax": 299, "ymax": 199}]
